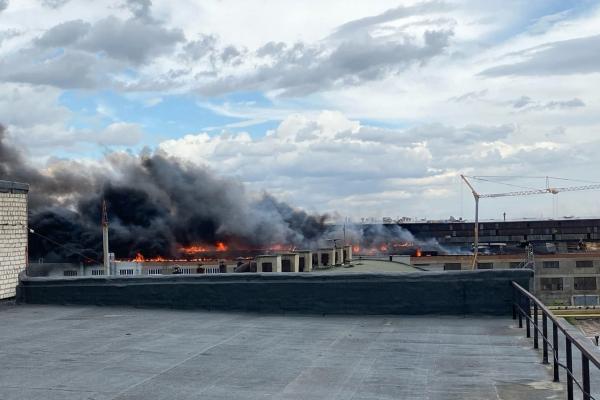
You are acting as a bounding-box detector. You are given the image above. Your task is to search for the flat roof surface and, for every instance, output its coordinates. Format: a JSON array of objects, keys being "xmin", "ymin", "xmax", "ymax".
[
  {"xmin": 0, "ymin": 304, "xmax": 565, "ymax": 400},
  {"xmin": 315, "ymin": 259, "xmax": 418, "ymax": 273}
]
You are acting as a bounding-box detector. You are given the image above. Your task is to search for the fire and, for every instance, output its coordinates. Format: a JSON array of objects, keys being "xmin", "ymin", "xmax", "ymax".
[
  {"xmin": 178, "ymin": 242, "xmax": 227, "ymax": 254},
  {"xmin": 215, "ymin": 242, "xmax": 228, "ymax": 252},
  {"xmin": 132, "ymin": 253, "xmax": 169, "ymax": 262},
  {"xmin": 352, "ymin": 245, "xmax": 360, "ymax": 253},
  {"xmin": 415, "ymin": 248, "xmax": 422, "ymax": 257},
  {"xmin": 379, "ymin": 244, "xmax": 388, "ymax": 252},
  {"xmin": 267, "ymin": 243, "xmax": 294, "ymax": 252},
  {"xmin": 179, "ymin": 245, "xmax": 209, "ymax": 254}
]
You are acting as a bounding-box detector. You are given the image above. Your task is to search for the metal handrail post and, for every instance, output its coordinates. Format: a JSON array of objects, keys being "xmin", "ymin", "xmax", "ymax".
[
  {"xmin": 552, "ymin": 322, "xmax": 559, "ymax": 382},
  {"xmin": 542, "ymin": 313, "xmax": 548, "ymax": 364},
  {"xmin": 533, "ymin": 303, "xmax": 539, "ymax": 349},
  {"xmin": 526, "ymin": 297, "xmax": 531, "ymax": 338},
  {"xmin": 518, "ymin": 304, "xmax": 523, "ymax": 328},
  {"xmin": 582, "ymin": 355, "xmax": 590, "ymax": 400},
  {"xmin": 566, "ymin": 337, "xmax": 573, "ymax": 400},
  {"xmin": 512, "ymin": 286, "xmax": 517, "ymax": 320}
]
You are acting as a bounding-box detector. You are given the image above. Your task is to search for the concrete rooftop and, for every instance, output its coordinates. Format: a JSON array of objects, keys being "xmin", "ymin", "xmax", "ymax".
[
  {"xmin": 0, "ymin": 303, "xmax": 564, "ymax": 400},
  {"xmin": 316, "ymin": 259, "xmax": 418, "ymax": 273}
]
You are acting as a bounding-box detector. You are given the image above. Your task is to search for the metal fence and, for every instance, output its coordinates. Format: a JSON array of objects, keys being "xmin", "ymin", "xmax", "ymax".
[{"xmin": 513, "ymin": 281, "xmax": 600, "ymax": 400}]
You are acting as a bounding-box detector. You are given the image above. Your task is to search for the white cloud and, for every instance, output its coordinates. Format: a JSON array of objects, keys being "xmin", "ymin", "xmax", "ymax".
[
  {"xmin": 98, "ymin": 122, "xmax": 144, "ymax": 146},
  {"xmin": 3, "ymin": 1, "xmax": 600, "ymax": 220},
  {"xmin": 158, "ymin": 111, "xmax": 599, "ymax": 218}
]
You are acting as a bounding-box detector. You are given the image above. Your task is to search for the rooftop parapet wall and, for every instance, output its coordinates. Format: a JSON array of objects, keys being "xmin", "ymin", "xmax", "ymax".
[
  {"xmin": 17, "ymin": 270, "xmax": 532, "ymax": 315},
  {"xmin": 0, "ymin": 180, "xmax": 29, "ymax": 194}
]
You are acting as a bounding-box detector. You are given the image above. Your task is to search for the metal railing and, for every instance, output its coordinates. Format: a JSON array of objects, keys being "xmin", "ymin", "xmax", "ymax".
[{"xmin": 513, "ymin": 281, "xmax": 600, "ymax": 400}]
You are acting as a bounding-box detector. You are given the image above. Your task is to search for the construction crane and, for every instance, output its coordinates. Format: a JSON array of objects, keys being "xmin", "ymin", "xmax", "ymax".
[
  {"xmin": 102, "ymin": 199, "xmax": 110, "ymax": 275},
  {"xmin": 460, "ymin": 175, "xmax": 600, "ymax": 270}
]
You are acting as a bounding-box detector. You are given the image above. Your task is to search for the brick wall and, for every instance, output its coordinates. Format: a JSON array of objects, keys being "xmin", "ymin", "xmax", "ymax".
[{"xmin": 0, "ymin": 181, "xmax": 29, "ymax": 300}]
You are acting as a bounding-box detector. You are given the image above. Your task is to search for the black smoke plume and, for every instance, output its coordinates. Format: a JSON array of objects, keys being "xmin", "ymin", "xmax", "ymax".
[{"xmin": 0, "ymin": 125, "xmax": 330, "ymax": 262}]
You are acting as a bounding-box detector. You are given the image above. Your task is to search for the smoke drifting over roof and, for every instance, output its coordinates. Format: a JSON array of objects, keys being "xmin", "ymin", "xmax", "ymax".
[{"xmin": 0, "ymin": 125, "xmax": 329, "ymax": 262}]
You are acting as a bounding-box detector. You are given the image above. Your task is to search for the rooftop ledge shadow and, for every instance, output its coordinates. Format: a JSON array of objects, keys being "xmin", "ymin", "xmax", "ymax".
[{"xmin": 17, "ymin": 270, "xmax": 532, "ymax": 315}]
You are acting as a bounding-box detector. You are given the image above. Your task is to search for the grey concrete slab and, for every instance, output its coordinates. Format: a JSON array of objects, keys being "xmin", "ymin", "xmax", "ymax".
[{"xmin": 0, "ymin": 304, "xmax": 564, "ymax": 400}]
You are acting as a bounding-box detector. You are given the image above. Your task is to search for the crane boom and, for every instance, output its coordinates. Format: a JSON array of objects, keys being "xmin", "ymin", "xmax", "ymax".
[
  {"xmin": 480, "ymin": 184, "xmax": 600, "ymax": 198},
  {"xmin": 460, "ymin": 175, "xmax": 600, "ymax": 270}
]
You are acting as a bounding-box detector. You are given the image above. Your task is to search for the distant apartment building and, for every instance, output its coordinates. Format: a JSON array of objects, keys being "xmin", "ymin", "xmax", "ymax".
[
  {"xmin": 0, "ymin": 181, "xmax": 29, "ymax": 299},
  {"xmin": 411, "ymin": 253, "xmax": 600, "ymax": 306}
]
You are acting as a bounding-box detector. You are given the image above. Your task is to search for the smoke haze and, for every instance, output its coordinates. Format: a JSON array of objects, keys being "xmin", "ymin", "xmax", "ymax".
[{"xmin": 0, "ymin": 125, "xmax": 330, "ymax": 262}]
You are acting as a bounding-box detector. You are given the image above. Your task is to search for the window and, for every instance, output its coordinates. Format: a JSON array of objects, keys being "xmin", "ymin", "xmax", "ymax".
[
  {"xmin": 282, "ymin": 259, "xmax": 291, "ymax": 272},
  {"xmin": 542, "ymin": 261, "xmax": 560, "ymax": 269},
  {"xmin": 509, "ymin": 262, "xmax": 522, "ymax": 269},
  {"xmin": 443, "ymin": 263, "xmax": 461, "ymax": 271},
  {"xmin": 576, "ymin": 260, "xmax": 594, "ymax": 268},
  {"xmin": 91, "ymin": 269, "xmax": 105, "ymax": 276},
  {"xmin": 477, "ymin": 263, "xmax": 493, "ymax": 270},
  {"xmin": 147, "ymin": 269, "xmax": 161, "ymax": 275},
  {"xmin": 63, "ymin": 270, "xmax": 77, "ymax": 277},
  {"xmin": 119, "ymin": 269, "xmax": 134, "ymax": 276},
  {"xmin": 574, "ymin": 277, "xmax": 597, "ymax": 291},
  {"xmin": 540, "ymin": 278, "xmax": 563, "ymax": 291},
  {"xmin": 262, "ymin": 262, "xmax": 273, "ymax": 272},
  {"xmin": 572, "ymin": 295, "xmax": 599, "ymax": 306}
]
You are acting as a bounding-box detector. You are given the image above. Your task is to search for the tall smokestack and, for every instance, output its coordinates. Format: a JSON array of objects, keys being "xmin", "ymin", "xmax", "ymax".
[{"xmin": 102, "ymin": 200, "xmax": 109, "ymax": 275}]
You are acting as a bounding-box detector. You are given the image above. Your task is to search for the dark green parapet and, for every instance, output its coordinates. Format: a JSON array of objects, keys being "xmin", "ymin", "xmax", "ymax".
[{"xmin": 17, "ymin": 269, "xmax": 532, "ymax": 315}]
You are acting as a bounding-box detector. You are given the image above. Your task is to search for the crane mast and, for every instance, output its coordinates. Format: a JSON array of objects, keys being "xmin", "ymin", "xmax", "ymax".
[{"xmin": 102, "ymin": 200, "xmax": 110, "ymax": 275}]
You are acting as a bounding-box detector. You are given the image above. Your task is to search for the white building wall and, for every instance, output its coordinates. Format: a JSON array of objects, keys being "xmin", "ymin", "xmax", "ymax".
[
  {"xmin": 0, "ymin": 182, "xmax": 29, "ymax": 299},
  {"xmin": 256, "ymin": 255, "xmax": 282, "ymax": 272},
  {"xmin": 296, "ymin": 251, "xmax": 313, "ymax": 272}
]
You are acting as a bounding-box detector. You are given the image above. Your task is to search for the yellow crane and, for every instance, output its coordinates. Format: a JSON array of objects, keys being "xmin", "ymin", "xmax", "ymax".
[{"xmin": 460, "ymin": 175, "xmax": 600, "ymax": 270}]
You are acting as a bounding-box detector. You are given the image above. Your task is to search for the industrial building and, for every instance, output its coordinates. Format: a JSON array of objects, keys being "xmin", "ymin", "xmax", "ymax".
[
  {"xmin": 28, "ymin": 245, "xmax": 354, "ymax": 277},
  {"xmin": 28, "ymin": 258, "xmax": 234, "ymax": 278},
  {"xmin": 409, "ymin": 252, "xmax": 600, "ymax": 306},
  {"xmin": 390, "ymin": 217, "xmax": 600, "ymax": 251}
]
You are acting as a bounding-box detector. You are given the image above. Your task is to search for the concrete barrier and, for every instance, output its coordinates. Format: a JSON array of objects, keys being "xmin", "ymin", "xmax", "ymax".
[{"xmin": 17, "ymin": 269, "xmax": 532, "ymax": 315}]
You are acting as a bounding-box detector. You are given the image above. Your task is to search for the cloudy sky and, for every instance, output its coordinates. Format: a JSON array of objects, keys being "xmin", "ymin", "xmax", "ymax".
[{"xmin": 1, "ymin": 0, "xmax": 600, "ymax": 222}]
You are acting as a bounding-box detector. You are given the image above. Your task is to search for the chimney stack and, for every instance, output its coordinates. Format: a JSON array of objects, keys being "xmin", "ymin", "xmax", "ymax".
[{"xmin": 102, "ymin": 200, "xmax": 109, "ymax": 275}]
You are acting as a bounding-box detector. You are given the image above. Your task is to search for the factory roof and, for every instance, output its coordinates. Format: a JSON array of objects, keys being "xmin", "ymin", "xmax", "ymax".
[{"xmin": 0, "ymin": 303, "xmax": 569, "ymax": 399}]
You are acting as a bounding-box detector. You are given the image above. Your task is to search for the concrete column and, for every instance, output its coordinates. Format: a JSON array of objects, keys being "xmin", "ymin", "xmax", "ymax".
[{"xmin": 297, "ymin": 251, "xmax": 313, "ymax": 272}]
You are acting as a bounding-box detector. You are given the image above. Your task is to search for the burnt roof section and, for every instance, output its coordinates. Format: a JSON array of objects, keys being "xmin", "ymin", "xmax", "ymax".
[{"xmin": 0, "ymin": 180, "xmax": 29, "ymax": 193}]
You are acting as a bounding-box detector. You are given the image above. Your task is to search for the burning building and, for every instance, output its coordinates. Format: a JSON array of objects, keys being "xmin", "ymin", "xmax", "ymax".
[{"xmin": 0, "ymin": 126, "xmax": 334, "ymax": 263}]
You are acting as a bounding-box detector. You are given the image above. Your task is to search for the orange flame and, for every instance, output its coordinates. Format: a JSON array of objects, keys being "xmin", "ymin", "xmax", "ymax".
[
  {"xmin": 179, "ymin": 245, "xmax": 209, "ymax": 254},
  {"xmin": 215, "ymin": 242, "xmax": 228, "ymax": 252},
  {"xmin": 415, "ymin": 248, "xmax": 422, "ymax": 257},
  {"xmin": 132, "ymin": 253, "xmax": 172, "ymax": 262},
  {"xmin": 267, "ymin": 243, "xmax": 294, "ymax": 252}
]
